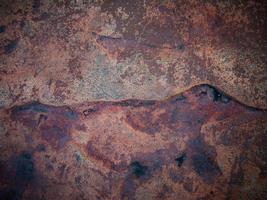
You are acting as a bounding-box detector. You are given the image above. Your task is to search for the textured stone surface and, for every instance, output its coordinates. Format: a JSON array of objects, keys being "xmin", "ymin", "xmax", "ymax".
[
  {"xmin": 0, "ymin": 85, "xmax": 267, "ymax": 199},
  {"xmin": 1, "ymin": 1, "xmax": 267, "ymax": 200},
  {"xmin": 0, "ymin": 0, "xmax": 266, "ymax": 108}
]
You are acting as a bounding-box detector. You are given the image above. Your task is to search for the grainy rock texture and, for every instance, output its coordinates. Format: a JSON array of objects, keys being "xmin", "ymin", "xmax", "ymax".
[
  {"xmin": 0, "ymin": 0, "xmax": 266, "ymax": 108},
  {"xmin": 0, "ymin": 0, "xmax": 267, "ymax": 200},
  {"xmin": 1, "ymin": 85, "xmax": 267, "ymax": 200}
]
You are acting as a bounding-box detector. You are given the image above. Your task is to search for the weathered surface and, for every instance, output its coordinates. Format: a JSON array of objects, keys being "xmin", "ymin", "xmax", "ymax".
[
  {"xmin": 0, "ymin": 0, "xmax": 267, "ymax": 108},
  {"xmin": 1, "ymin": 85, "xmax": 266, "ymax": 199},
  {"xmin": 1, "ymin": 1, "xmax": 267, "ymax": 199}
]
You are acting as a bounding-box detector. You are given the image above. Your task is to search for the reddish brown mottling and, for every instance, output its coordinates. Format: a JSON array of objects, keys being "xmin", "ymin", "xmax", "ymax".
[
  {"xmin": 0, "ymin": 0, "xmax": 266, "ymax": 199},
  {"xmin": 0, "ymin": 0, "xmax": 266, "ymax": 109},
  {"xmin": 1, "ymin": 84, "xmax": 266, "ymax": 199}
]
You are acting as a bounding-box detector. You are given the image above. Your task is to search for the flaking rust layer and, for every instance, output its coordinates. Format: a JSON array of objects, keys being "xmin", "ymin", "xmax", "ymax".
[
  {"xmin": 0, "ymin": 85, "xmax": 267, "ymax": 199},
  {"xmin": 0, "ymin": 0, "xmax": 267, "ymax": 108}
]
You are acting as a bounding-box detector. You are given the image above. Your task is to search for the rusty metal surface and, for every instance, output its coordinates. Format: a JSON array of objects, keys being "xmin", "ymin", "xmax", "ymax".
[
  {"xmin": 1, "ymin": 0, "xmax": 267, "ymax": 200},
  {"xmin": 0, "ymin": 0, "xmax": 266, "ymax": 108},
  {"xmin": 0, "ymin": 85, "xmax": 267, "ymax": 199}
]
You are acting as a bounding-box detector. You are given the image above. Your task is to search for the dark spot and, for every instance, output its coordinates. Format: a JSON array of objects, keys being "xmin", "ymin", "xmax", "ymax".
[
  {"xmin": 36, "ymin": 114, "xmax": 47, "ymax": 126},
  {"xmin": 45, "ymin": 163, "xmax": 54, "ymax": 171},
  {"xmin": 74, "ymin": 152, "xmax": 83, "ymax": 164},
  {"xmin": 0, "ymin": 25, "xmax": 6, "ymax": 33},
  {"xmin": 158, "ymin": 5, "xmax": 171, "ymax": 13},
  {"xmin": 129, "ymin": 161, "xmax": 148, "ymax": 177},
  {"xmin": 199, "ymin": 84, "xmax": 231, "ymax": 104},
  {"xmin": 75, "ymin": 176, "xmax": 82, "ymax": 186},
  {"xmin": 20, "ymin": 21, "xmax": 25, "ymax": 29},
  {"xmin": 4, "ymin": 40, "xmax": 18, "ymax": 54},
  {"xmin": 15, "ymin": 152, "xmax": 35, "ymax": 182},
  {"xmin": 35, "ymin": 144, "xmax": 46, "ymax": 152},
  {"xmin": 0, "ymin": 187, "xmax": 23, "ymax": 200},
  {"xmin": 83, "ymin": 107, "xmax": 97, "ymax": 116},
  {"xmin": 177, "ymin": 42, "xmax": 185, "ymax": 51},
  {"xmin": 188, "ymin": 136, "xmax": 221, "ymax": 183},
  {"xmin": 58, "ymin": 164, "xmax": 66, "ymax": 178},
  {"xmin": 220, "ymin": 95, "xmax": 230, "ymax": 103},
  {"xmin": 192, "ymin": 153, "xmax": 221, "ymax": 184},
  {"xmin": 32, "ymin": 0, "xmax": 40, "ymax": 13},
  {"xmin": 197, "ymin": 119, "xmax": 204, "ymax": 124},
  {"xmin": 67, "ymin": 109, "xmax": 78, "ymax": 120},
  {"xmin": 209, "ymin": 87, "xmax": 230, "ymax": 103},
  {"xmin": 171, "ymin": 94, "xmax": 186, "ymax": 103},
  {"xmin": 175, "ymin": 153, "xmax": 186, "ymax": 167},
  {"xmin": 39, "ymin": 12, "xmax": 50, "ymax": 20}
]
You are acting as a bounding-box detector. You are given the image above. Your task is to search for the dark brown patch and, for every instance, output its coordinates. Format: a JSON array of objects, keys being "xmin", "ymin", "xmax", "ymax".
[
  {"xmin": 40, "ymin": 124, "xmax": 70, "ymax": 149},
  {"xmin": 4, "ymin": 39, "xmax": 18, "ymax": 54},
  {"xmin": 0, "ymin": 187, "xmax": 23, "ymax": 200},
  {"xmin": 129, "ymin": 161, "xmax": 148, "ymax": 178},
  {"xmin": 32, "ymin": 0, "xmax": 41, "ymax": 14},
  {"xmin": 83, "ymin": 107, "xmax": 98, "ymax": 116},
  {"xmin": 10, "ymin": 102, "xmax": 78, "ymax": 149},
  {"xmin": 120, "ymin": 145, "xmax": 181, "ymax": 198},
  {"xmin": 0, "ymin": 25, "xmax": 6, "ymax": 33},
  {"xmin": 11, "ymin": 102, "xmax": 48, "ymax": 127},
  {"xmin": 0, "ymin": 151, "xmax": 36, "ymax": 199},
  {"xmin": 175, "ymin": 153, "xmax": 187, "ymax": 167},
  {"xmin": 188, "ymin": 136, "xmax": 222, "ymax": 184}
]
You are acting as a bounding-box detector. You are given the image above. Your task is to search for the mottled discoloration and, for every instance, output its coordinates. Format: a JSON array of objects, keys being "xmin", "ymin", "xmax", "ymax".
[
  {"xmin": 188, "ymin": 136, "xmax": 221, "ymax": 184},
  {"xmin": 3, "ymin": 39, "xmax": 19, "ymax": 54},
  {"xmin": 0, "ymin": 0, "xmax": 266, "ymax": 109},
  {"xmin": 175, "ymin": 153, "xmax": 187, "ymax": 167},
  {"xmin": 1, "ymin": 84, "xmax": 266, "ymax": 199},
  {"xmin": 0, "ymin": 0, "xmax": 267, "ymax": 199},
  {"xmin": 10, "ymin": 101, "xmax": 79, "ymax": 149}
]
